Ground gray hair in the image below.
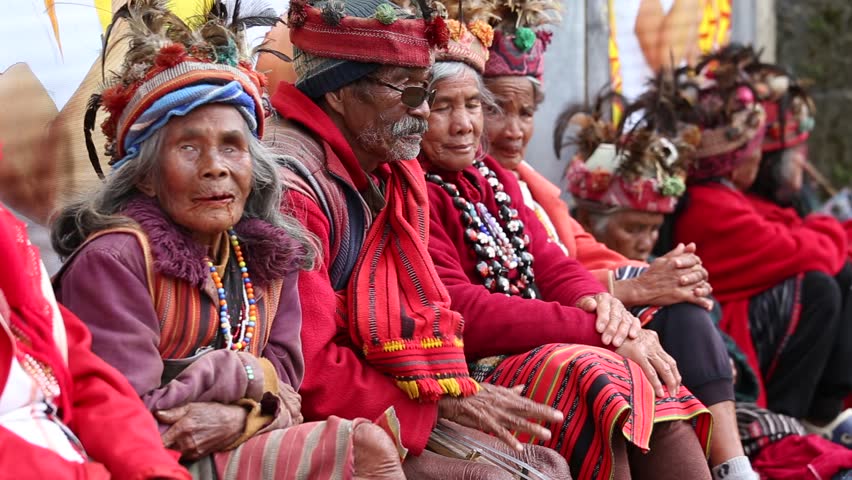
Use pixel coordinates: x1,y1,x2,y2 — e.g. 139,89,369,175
51,126,316,270
574,199,621,239
428,61,499,158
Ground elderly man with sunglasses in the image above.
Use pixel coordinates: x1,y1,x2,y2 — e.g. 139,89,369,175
263,0,572,477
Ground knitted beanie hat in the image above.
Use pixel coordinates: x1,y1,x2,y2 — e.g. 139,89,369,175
85,0,276,177
288,0,448,98
433,0,496,73
482,0,561,79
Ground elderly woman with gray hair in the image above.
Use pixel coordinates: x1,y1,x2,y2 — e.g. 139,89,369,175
49,3,405,479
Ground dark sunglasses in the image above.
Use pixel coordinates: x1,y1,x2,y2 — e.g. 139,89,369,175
367,77,436,108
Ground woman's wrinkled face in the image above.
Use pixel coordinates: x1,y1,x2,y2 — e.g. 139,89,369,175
484,76,537,170
600,210,664,262
421,70,484,171
137,104,253,246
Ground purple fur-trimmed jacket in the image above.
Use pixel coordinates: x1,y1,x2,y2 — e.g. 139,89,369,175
54,196,307,432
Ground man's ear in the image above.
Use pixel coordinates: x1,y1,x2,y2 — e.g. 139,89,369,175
323,88,347,118
136,175,156,197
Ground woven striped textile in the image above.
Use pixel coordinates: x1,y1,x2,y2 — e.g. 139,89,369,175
185,416,361,480
484,343,712,480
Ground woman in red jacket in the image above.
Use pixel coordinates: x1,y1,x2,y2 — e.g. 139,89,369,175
0,202,190,480
669,45,852,446
418,6,713,479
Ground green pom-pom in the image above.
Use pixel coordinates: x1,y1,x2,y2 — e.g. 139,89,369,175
660,176,686,197
513,27,536,52
375,4,398,25
215,38,239,67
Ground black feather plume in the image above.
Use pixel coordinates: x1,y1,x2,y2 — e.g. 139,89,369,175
83,94,106,180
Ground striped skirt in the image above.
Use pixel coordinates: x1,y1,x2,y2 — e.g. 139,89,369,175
482,343,712,480
185,416,365,480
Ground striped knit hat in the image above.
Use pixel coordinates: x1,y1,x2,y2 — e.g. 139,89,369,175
482,0,561,79
288,0,447,98
85,0,276,178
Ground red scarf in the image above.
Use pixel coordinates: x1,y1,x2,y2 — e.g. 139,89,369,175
271,84,478,401
0,205,72,417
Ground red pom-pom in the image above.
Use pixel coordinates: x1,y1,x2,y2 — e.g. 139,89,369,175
426,16,449,49
288,0,308,28
100,86,131,116
154,44,187,68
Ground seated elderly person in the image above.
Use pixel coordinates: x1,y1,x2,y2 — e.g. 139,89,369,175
417,5,716,479
481,12,751,478
264,0,571,478
0,202,188,479
51,4,405,478
664,45,852,447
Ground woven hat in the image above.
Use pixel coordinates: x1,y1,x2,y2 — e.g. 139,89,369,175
84,0,277,178
564,80,700,214
433,0,497,73
288,0,449,97
678,45,767,182
482,0,561,79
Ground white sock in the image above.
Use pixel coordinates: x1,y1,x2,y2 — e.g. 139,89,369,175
712,455,759,480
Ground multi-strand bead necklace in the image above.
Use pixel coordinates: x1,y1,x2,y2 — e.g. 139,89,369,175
426,160,537,299
206,229,257,352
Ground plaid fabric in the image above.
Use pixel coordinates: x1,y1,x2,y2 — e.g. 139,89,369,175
485,343,712,480
736,402,806,458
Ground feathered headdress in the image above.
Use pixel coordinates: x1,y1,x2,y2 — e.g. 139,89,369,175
85,0,283,178
677,43,767,181
482,0,561,78
434,0,498,72
745,60,816,152
562,76,700,214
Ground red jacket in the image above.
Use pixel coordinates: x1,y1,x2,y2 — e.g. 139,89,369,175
425,156,608,360
674,182,847,405
0,304,188,480
268,83,437,455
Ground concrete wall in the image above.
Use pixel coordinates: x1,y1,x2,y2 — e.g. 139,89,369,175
525,0,764,188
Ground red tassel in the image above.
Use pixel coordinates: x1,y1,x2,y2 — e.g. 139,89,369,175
155,44,188,69
426,16,450,49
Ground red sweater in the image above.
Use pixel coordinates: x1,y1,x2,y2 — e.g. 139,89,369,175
747,192,852,262
674,182,847,405
425,156,608,360
0,304,188,480
270,83,437,455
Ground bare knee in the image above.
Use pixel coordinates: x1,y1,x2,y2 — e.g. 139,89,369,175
352,422,405,479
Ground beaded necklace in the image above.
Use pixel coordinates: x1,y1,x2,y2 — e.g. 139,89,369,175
426,160,537,298
10,327,61,400
206,229,257,352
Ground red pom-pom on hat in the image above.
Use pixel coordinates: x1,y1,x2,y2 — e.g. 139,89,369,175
154,44,188,69
427,16,450,49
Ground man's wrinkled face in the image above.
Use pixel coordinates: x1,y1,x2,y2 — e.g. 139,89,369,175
341,66,431,167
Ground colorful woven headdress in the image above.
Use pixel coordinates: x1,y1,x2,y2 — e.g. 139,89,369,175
563,80,700,214
288,0,449,97
434,0,497,73
747,63,815,153
482,0,561,79
678,44,767,182
85,0,279,178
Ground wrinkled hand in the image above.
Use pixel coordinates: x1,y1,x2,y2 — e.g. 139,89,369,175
616,329,681,397
157,402,247,460
576,293,641,347
437,383,564,452
627,243,713,309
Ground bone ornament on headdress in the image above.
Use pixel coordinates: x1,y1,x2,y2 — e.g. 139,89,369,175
287,0,450,98
678,44,767,182
482,0,561,79
433,0,497,73
84,0,282,179
746,63,816,153
565,81,701,214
